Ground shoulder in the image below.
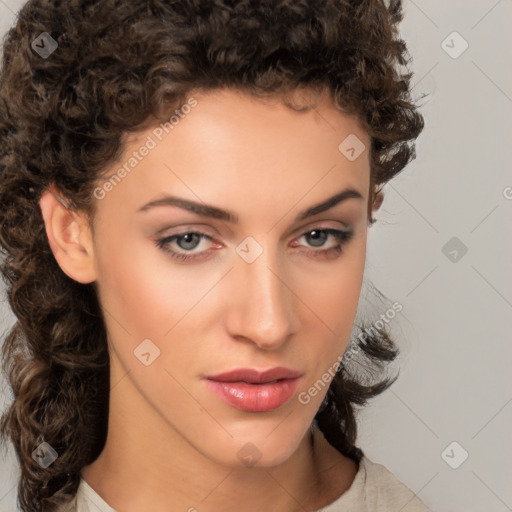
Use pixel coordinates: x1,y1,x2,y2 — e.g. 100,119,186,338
317,456,433,512
357,456,432,512
52,496,77,512
52,477,117,512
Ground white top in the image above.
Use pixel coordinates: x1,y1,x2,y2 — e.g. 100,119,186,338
56,456,432,511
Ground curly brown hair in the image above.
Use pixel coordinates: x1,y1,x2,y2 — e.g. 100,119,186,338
0,0,424,510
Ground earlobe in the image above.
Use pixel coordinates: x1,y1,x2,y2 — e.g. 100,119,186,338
372,188,384,213
38,186,97,284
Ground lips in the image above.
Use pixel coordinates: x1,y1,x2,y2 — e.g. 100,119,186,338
204,367,302,412
206,367,302,384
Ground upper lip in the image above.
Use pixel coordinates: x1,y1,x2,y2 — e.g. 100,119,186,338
205,367,302,384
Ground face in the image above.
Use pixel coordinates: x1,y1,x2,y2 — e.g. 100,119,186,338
87,88,371,467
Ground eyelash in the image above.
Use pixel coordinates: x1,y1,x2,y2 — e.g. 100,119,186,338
155,228,354,262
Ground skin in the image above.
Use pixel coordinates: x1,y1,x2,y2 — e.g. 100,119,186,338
39,87,383,512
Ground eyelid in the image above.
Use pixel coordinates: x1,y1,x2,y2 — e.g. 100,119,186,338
155,219,352,241
153,223,218,238
289,219,352,238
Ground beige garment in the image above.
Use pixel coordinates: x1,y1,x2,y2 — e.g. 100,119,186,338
316,456,432,511
55,456,432,512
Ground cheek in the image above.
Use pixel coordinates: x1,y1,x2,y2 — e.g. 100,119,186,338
94,228,184,335
92,229,222,384
93,235,200,388
308,236,365,315
298,238,366,354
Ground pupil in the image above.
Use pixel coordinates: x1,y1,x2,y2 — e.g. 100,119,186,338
179,233,199,250
308,230,326,247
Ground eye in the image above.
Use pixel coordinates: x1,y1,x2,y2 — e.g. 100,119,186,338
155,227,354,262
293,228,354,259
155,231,214,262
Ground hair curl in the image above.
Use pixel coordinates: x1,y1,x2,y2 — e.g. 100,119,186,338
0,0,424,510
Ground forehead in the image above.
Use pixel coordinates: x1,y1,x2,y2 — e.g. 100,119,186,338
96,88,370,222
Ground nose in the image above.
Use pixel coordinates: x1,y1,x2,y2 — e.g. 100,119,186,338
226,245,299,351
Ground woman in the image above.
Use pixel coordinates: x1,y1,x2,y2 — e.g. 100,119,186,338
0,0,428,511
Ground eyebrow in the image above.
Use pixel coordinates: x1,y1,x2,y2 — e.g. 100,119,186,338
137,187,364,223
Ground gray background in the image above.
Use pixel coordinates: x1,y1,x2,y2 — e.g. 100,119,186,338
0,1,511,511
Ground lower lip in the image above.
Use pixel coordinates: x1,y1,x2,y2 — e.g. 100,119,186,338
204,377,301,412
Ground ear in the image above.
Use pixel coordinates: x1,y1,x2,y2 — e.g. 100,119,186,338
371,188,384,213
38,185,97,284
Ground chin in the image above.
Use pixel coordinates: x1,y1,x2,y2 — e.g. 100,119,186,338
197,421,310,469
